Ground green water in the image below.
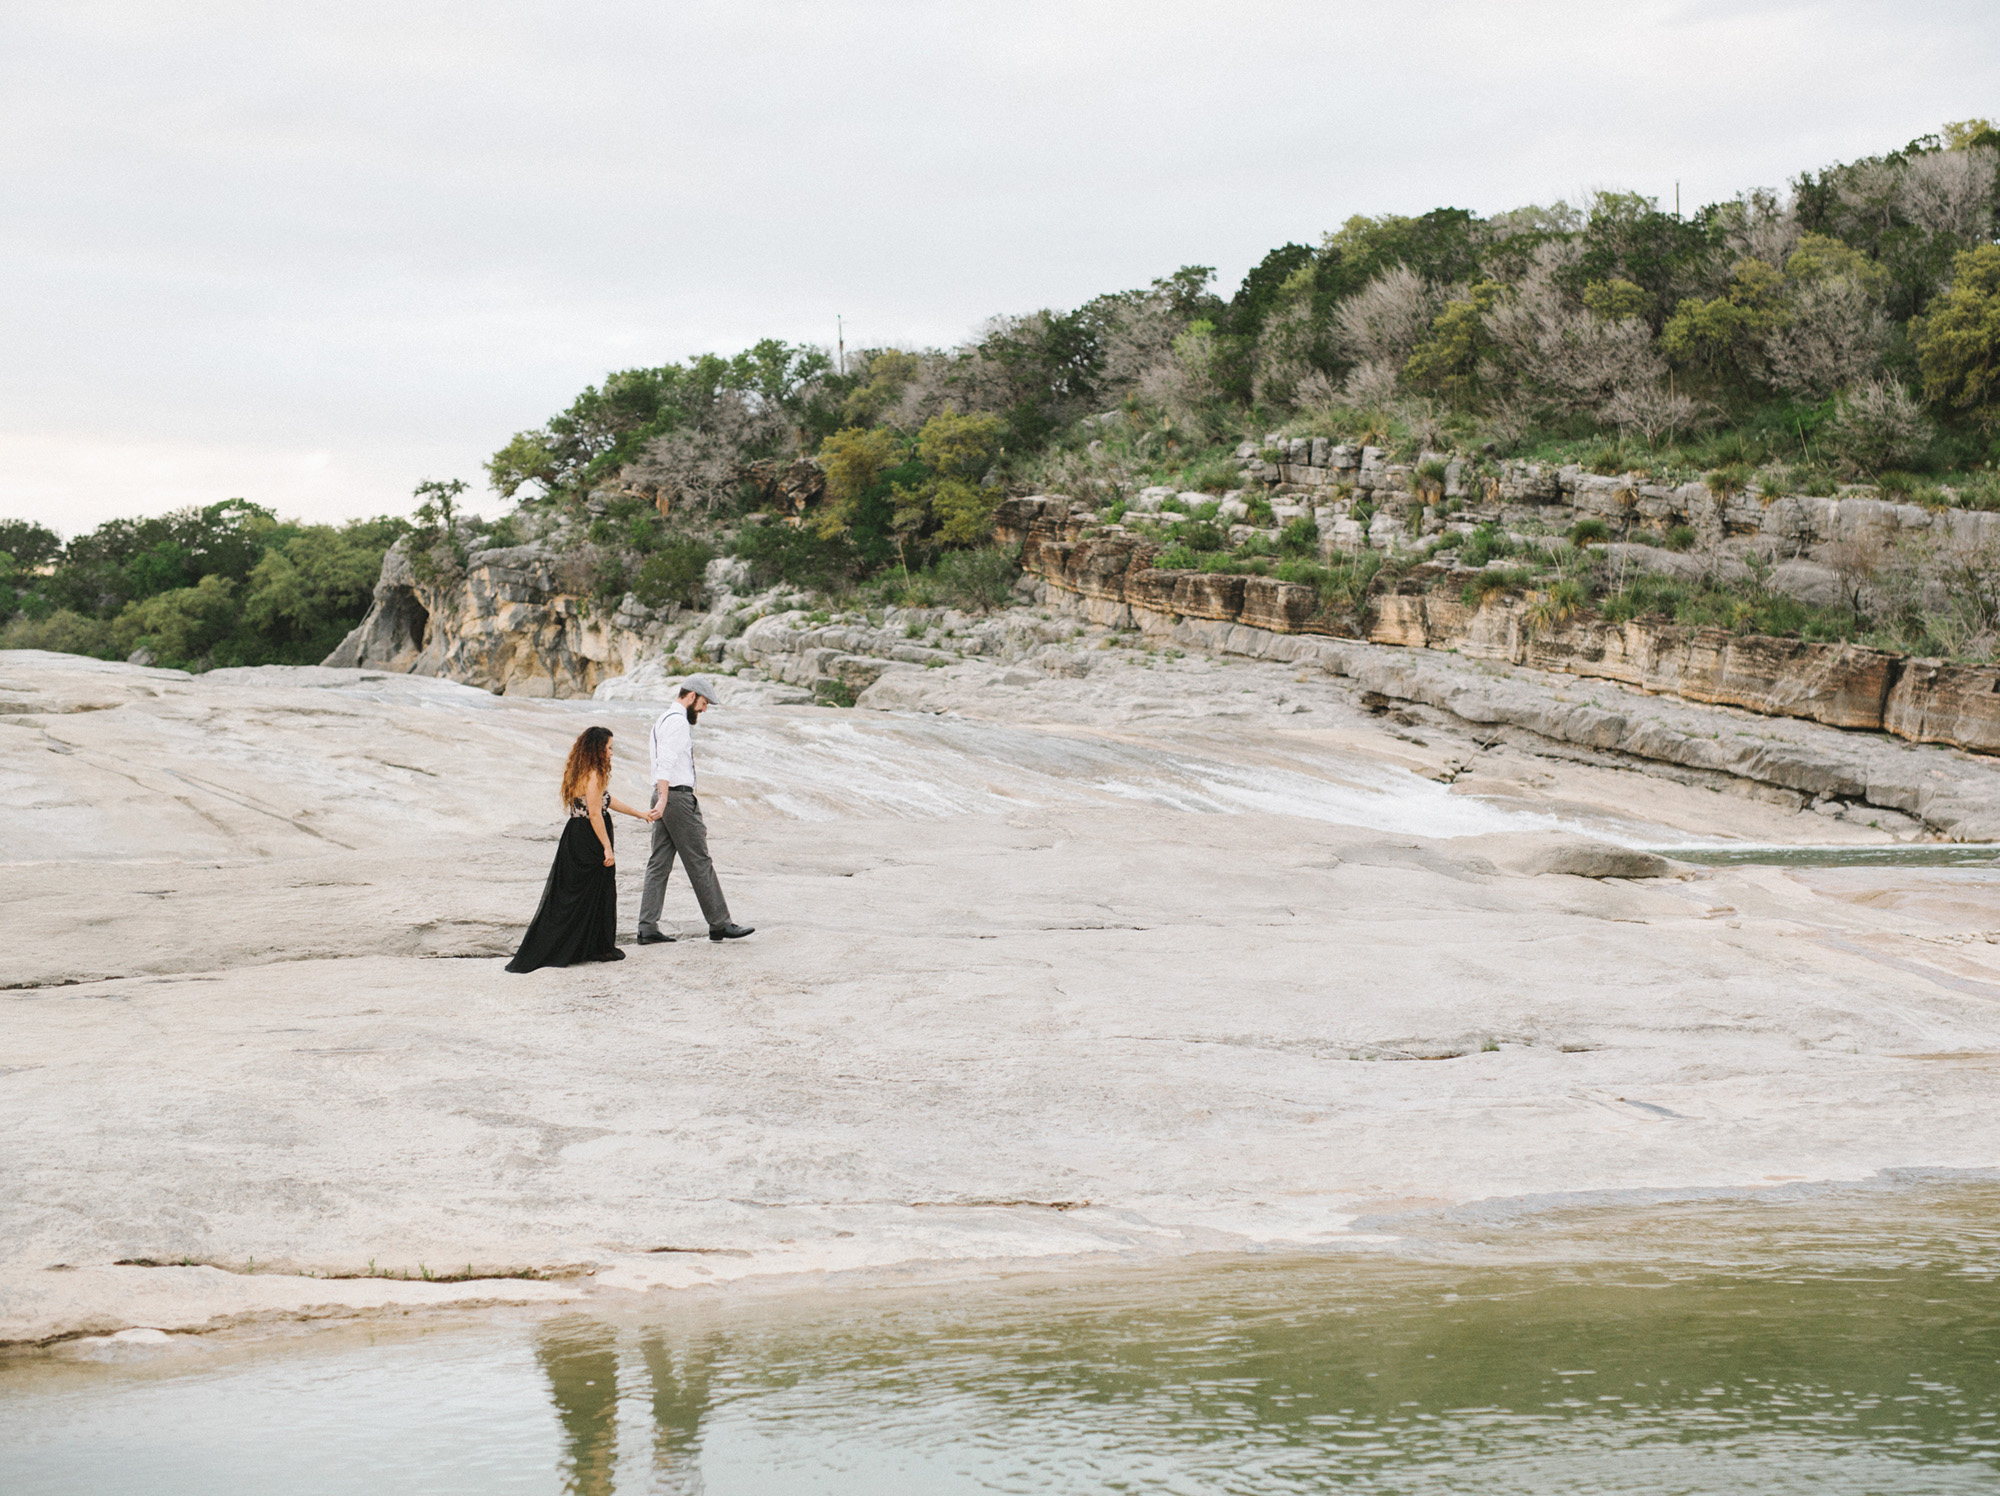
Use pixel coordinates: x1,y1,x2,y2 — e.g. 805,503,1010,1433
7,1187,2000,1493
1657,844,2000,869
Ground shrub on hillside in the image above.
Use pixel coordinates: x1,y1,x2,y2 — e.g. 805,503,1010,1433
1569,518,1610,545
896,547,1021,612
632,539,715,611
1825,380,1935,475
1278,515,1321,557
732,521,860,595
1,608,119,658
1918,244,2000,430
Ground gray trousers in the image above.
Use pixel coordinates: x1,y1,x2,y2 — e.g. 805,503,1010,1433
637,788,732,933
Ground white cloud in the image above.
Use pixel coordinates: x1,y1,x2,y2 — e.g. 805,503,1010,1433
4,0,1995,535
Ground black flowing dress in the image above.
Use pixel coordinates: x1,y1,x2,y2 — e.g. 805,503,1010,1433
505,794,622,972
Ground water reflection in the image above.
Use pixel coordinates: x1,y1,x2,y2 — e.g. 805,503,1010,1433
535,1323,619,1495
639,1333,715,1492
512,1243,2000,1493
535,1319,723,1494
9,1191,2000,1494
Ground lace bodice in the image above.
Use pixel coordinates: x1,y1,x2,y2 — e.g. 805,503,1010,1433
567,791,611,819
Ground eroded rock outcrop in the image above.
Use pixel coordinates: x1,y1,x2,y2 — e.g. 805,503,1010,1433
325,542,805,698
1009,498,2000,757
324,540,660,696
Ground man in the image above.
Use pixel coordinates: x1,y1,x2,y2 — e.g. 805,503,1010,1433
635,675,754,945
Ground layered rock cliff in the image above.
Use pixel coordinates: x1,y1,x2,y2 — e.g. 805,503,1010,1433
323,536,802,697
1004,497,2000,757
320,492,2000,839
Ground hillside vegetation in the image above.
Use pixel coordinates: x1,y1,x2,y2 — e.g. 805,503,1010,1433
1,503,408,671
7,119,1999,669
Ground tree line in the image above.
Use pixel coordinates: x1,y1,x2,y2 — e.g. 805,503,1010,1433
6,118,1998,667
483,118,2000,592
1,502,406,670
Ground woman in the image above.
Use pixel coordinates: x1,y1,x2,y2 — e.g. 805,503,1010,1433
505,726,656,973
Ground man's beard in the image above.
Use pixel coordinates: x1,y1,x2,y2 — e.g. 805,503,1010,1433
686,706,699,725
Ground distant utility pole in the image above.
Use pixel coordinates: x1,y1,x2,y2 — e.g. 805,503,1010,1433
837,315,845,376
1675,181,1680,218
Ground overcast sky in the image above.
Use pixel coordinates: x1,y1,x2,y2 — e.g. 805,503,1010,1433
5,0,1995,535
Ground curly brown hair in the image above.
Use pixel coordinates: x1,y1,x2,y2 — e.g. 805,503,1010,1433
559,726,614,809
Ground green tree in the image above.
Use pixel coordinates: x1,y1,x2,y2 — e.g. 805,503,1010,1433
1917,244,2000,429
0,520,61,571
488,345,828,502
725,338,832,409
905,410,1007,548
631,539,715,611
1405,280,1504,397
814,426,898,538
838,350,923,428
237,519,407,662
39,499,274,617
929,479,1000,546
1661,258,1784,384
5,505,403,667
485,431,560,501
1943,118,2000,151
914,407,1003,481
1572,191,1724,329
0,609,117,657
1319,209,1483,302
1582,278,1650,321
117,573,240,668
407,478,469,582
975,308,1105,445
1226,244,1315,338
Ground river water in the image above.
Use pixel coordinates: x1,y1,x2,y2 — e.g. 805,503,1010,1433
8,1184,1999,1494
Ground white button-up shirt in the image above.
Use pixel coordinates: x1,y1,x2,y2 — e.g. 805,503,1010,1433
650,706,696,792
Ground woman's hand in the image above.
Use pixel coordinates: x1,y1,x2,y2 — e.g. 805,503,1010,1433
602,847,616,867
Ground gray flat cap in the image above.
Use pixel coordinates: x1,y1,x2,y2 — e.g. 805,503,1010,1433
678,673,723,703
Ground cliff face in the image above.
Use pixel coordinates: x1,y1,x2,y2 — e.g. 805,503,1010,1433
325,492,2000,776
309,519,2000,839
324,537,824,698
1006,498,2000,758
324,540,696,696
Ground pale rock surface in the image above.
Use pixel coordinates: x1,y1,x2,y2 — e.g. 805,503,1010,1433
4,648,2000,1345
